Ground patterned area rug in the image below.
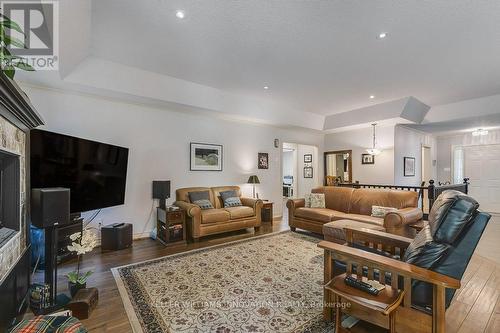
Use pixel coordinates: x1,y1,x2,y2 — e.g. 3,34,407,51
112,231,334,332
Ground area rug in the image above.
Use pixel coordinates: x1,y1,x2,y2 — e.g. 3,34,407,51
111,231,334,332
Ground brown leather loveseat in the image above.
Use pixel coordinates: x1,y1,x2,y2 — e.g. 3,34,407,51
287,186,422,238
175,186,263,242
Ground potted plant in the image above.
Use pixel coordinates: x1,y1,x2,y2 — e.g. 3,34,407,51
66,228,98,297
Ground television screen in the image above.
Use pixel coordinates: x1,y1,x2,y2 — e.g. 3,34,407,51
30,129,129,213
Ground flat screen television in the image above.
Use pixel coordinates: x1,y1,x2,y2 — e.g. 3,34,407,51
30,129,129,213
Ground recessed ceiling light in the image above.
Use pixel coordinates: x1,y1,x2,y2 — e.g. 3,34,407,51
377,32,388,39
263,86,269,90
369,95,375,99
175,10,185,19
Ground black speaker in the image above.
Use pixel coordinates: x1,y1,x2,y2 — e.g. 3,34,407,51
152,181,170,208
101,223,133,251
31,188,70,228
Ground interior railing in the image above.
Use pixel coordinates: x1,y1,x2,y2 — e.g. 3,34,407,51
336,178,470,220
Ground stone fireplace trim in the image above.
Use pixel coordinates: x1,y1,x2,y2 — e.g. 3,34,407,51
0,71,43,285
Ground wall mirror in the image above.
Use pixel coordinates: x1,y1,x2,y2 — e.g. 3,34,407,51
324,150,352,185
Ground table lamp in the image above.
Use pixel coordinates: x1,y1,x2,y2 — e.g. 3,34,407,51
247,175,260,198
152,180,171,209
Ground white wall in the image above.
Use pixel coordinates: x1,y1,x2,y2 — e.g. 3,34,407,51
436,129,500,183
297,144,319,197
394,125,437,186
324,125,395,184
23,86,324,237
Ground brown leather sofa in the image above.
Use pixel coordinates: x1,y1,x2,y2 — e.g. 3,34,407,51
174,186,263,241
287,186,422,239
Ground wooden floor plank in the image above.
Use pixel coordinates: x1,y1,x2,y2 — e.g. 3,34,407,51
457,266,500,333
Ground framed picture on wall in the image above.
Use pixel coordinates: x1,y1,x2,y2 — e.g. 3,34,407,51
304,154,312,163
361,153,375,164
258,153,269,169
304,167,313,178
404,157,416,176
190,143,223,171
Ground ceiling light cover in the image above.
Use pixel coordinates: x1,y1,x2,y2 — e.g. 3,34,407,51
175,10,185,19
370,95,375,99
472,129,488,136
378,32,388,39
263,86,269,90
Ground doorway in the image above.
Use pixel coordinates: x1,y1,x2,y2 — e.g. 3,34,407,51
282,143,297,199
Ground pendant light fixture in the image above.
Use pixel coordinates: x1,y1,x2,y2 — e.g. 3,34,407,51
366,123,382,155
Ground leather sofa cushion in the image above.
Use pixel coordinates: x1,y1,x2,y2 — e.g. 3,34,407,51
428,190,479,244
177,187,215,206
294,208,344,223
312,187,354,213
349,189,418,215
201,209,230,224
403,225,449,267
224,206,255,219
340,214,384,226
212,186,242,209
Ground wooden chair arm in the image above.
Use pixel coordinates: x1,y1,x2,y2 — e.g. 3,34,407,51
318,240,460,289
344,227,413,251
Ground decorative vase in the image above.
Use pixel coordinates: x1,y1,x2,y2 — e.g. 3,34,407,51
68,281,86,297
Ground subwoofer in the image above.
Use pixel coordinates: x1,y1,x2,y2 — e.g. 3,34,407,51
31,188,70,228
101,223,133,251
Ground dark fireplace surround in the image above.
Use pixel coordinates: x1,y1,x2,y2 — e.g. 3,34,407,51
0,150,20,248
0,71,43,331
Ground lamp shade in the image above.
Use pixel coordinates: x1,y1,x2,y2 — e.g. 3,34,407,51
152,180,171,199
247,175,260,184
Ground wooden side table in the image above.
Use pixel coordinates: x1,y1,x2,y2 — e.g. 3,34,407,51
157,207,187,246
325,274,404,332
261,201,274,223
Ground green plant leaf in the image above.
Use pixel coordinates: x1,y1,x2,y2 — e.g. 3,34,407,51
1,46,11,56
79,270,94,283
14,61,34,71
3,67,14,79
0,17,24,35
66,271,79,283
3,34,24,48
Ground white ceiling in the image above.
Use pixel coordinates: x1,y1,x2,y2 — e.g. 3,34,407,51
90,0,500,116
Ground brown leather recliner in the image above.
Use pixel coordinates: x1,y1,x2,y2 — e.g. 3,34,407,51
175,186,263,241
287,186,423,238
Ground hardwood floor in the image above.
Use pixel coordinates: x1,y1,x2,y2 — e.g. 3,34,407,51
53,216,499,333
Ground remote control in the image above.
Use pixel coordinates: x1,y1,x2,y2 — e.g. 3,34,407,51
344,276,380,295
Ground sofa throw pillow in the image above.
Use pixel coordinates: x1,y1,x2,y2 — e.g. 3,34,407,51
371,205,398,218
304,194,312,208
220,190,242,207
188,191,214,210
309,193,326,208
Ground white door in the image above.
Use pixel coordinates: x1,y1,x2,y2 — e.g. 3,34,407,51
464,144,500,213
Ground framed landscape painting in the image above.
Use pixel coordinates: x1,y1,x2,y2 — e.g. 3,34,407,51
190,143,223,171
404,157,415,176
